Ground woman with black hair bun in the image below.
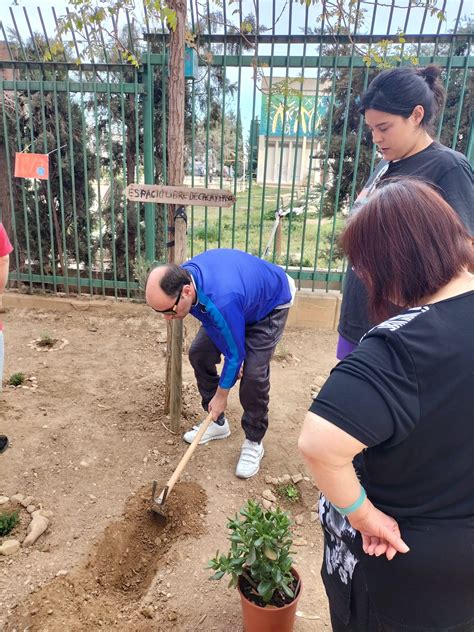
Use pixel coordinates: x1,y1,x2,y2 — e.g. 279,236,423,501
337,64,473,361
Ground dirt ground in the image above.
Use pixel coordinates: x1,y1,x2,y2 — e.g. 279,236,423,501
0,298,339,631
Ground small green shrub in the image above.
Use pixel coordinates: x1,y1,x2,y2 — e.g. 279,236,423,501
0,510,19,536
194,223,220,242
8,372,26,387
133,256,154,296
208,499,295,604
37,334,56,348
277,484,300,503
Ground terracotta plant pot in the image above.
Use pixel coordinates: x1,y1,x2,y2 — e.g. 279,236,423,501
237,568,302,632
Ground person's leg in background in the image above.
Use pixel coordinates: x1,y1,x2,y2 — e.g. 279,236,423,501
237,308,289,478
336,334,358,361
184,326,230,444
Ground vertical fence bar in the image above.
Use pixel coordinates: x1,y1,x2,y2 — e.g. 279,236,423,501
0,82,20,278
273,2,293,265
311,57,339,288
258,0,277,258
134,66,142,265
119,66,131,298
36,67,59,292
12,78,34,290
25,71,46,290
231,12,243,250
105,70,118,297
285,3,309,273
65,72,82,293
52,79,70,293
437,0,463,140
189,77,196,256
298,5,326,288
79,72,93,295
217,0,228,249
202,0,212,252
161,28,169,260
452,54,470,151
143,52,156,262
92,84,105,296
245,57,258,253
326,3,361,291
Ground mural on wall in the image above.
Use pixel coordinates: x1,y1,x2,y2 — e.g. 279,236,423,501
261,94,329,137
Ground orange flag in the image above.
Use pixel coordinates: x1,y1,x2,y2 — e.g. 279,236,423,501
14,152,49,180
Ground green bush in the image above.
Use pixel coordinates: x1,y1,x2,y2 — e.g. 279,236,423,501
37,334,56,348
208,499,295,604
194,223,220,242
277,483,300,503
0,510,19,536
8,372,26,387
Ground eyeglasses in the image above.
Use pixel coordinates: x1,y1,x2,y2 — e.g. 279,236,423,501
153,287,183,315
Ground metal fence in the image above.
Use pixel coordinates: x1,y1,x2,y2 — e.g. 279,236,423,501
0,1,472,298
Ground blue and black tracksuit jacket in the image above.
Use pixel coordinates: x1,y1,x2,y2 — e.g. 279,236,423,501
183,249,291,390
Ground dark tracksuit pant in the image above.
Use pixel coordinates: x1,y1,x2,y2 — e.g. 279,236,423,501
188,307,289,443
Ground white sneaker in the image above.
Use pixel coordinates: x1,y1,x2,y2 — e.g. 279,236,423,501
183,418,231,445
235,439,264,479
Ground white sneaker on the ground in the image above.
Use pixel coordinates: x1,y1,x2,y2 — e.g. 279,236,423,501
183,418,230,445
235,439,264,479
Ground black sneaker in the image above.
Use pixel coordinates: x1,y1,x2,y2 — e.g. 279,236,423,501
0,435,8,453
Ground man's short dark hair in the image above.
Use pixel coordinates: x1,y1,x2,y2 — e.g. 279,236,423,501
158,264,191,297
340,178,473,322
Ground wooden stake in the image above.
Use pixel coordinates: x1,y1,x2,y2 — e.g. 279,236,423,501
166,0,187,433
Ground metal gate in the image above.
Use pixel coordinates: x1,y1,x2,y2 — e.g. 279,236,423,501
0,1,472,297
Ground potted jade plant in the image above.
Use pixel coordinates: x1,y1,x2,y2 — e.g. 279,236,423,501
208,499,302,632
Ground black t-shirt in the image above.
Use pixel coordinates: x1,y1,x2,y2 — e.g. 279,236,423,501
313,290,474,519
311,291,474,630
338,142,474,344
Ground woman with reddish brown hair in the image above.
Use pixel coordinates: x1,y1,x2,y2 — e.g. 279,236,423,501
299,179,474,631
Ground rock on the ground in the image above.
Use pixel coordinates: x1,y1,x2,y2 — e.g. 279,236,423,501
0,539,21,555
20,496,35,508
280,474,291,484
23,509,52,546
291,473,303,484
262,499,274,511
140,605,154,619
0,496,9,505
294,514,304,526
10,493,24,503
262,489,277,503
310,511,319,522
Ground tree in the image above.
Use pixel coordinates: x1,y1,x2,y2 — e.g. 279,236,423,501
0,35,96,282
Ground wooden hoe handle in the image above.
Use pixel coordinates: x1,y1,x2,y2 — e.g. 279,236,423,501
157,412,215,505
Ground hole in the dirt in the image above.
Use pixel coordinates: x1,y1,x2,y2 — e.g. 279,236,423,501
5,483,207,631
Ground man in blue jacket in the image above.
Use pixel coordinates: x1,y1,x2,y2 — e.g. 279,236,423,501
146,249,295,479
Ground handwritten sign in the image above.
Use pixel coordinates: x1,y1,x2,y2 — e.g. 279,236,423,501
125,184,236,207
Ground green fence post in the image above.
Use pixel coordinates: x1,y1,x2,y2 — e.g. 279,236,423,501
143,52,156,262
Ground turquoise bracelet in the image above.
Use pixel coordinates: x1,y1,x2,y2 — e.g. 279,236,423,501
334,485,367,516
